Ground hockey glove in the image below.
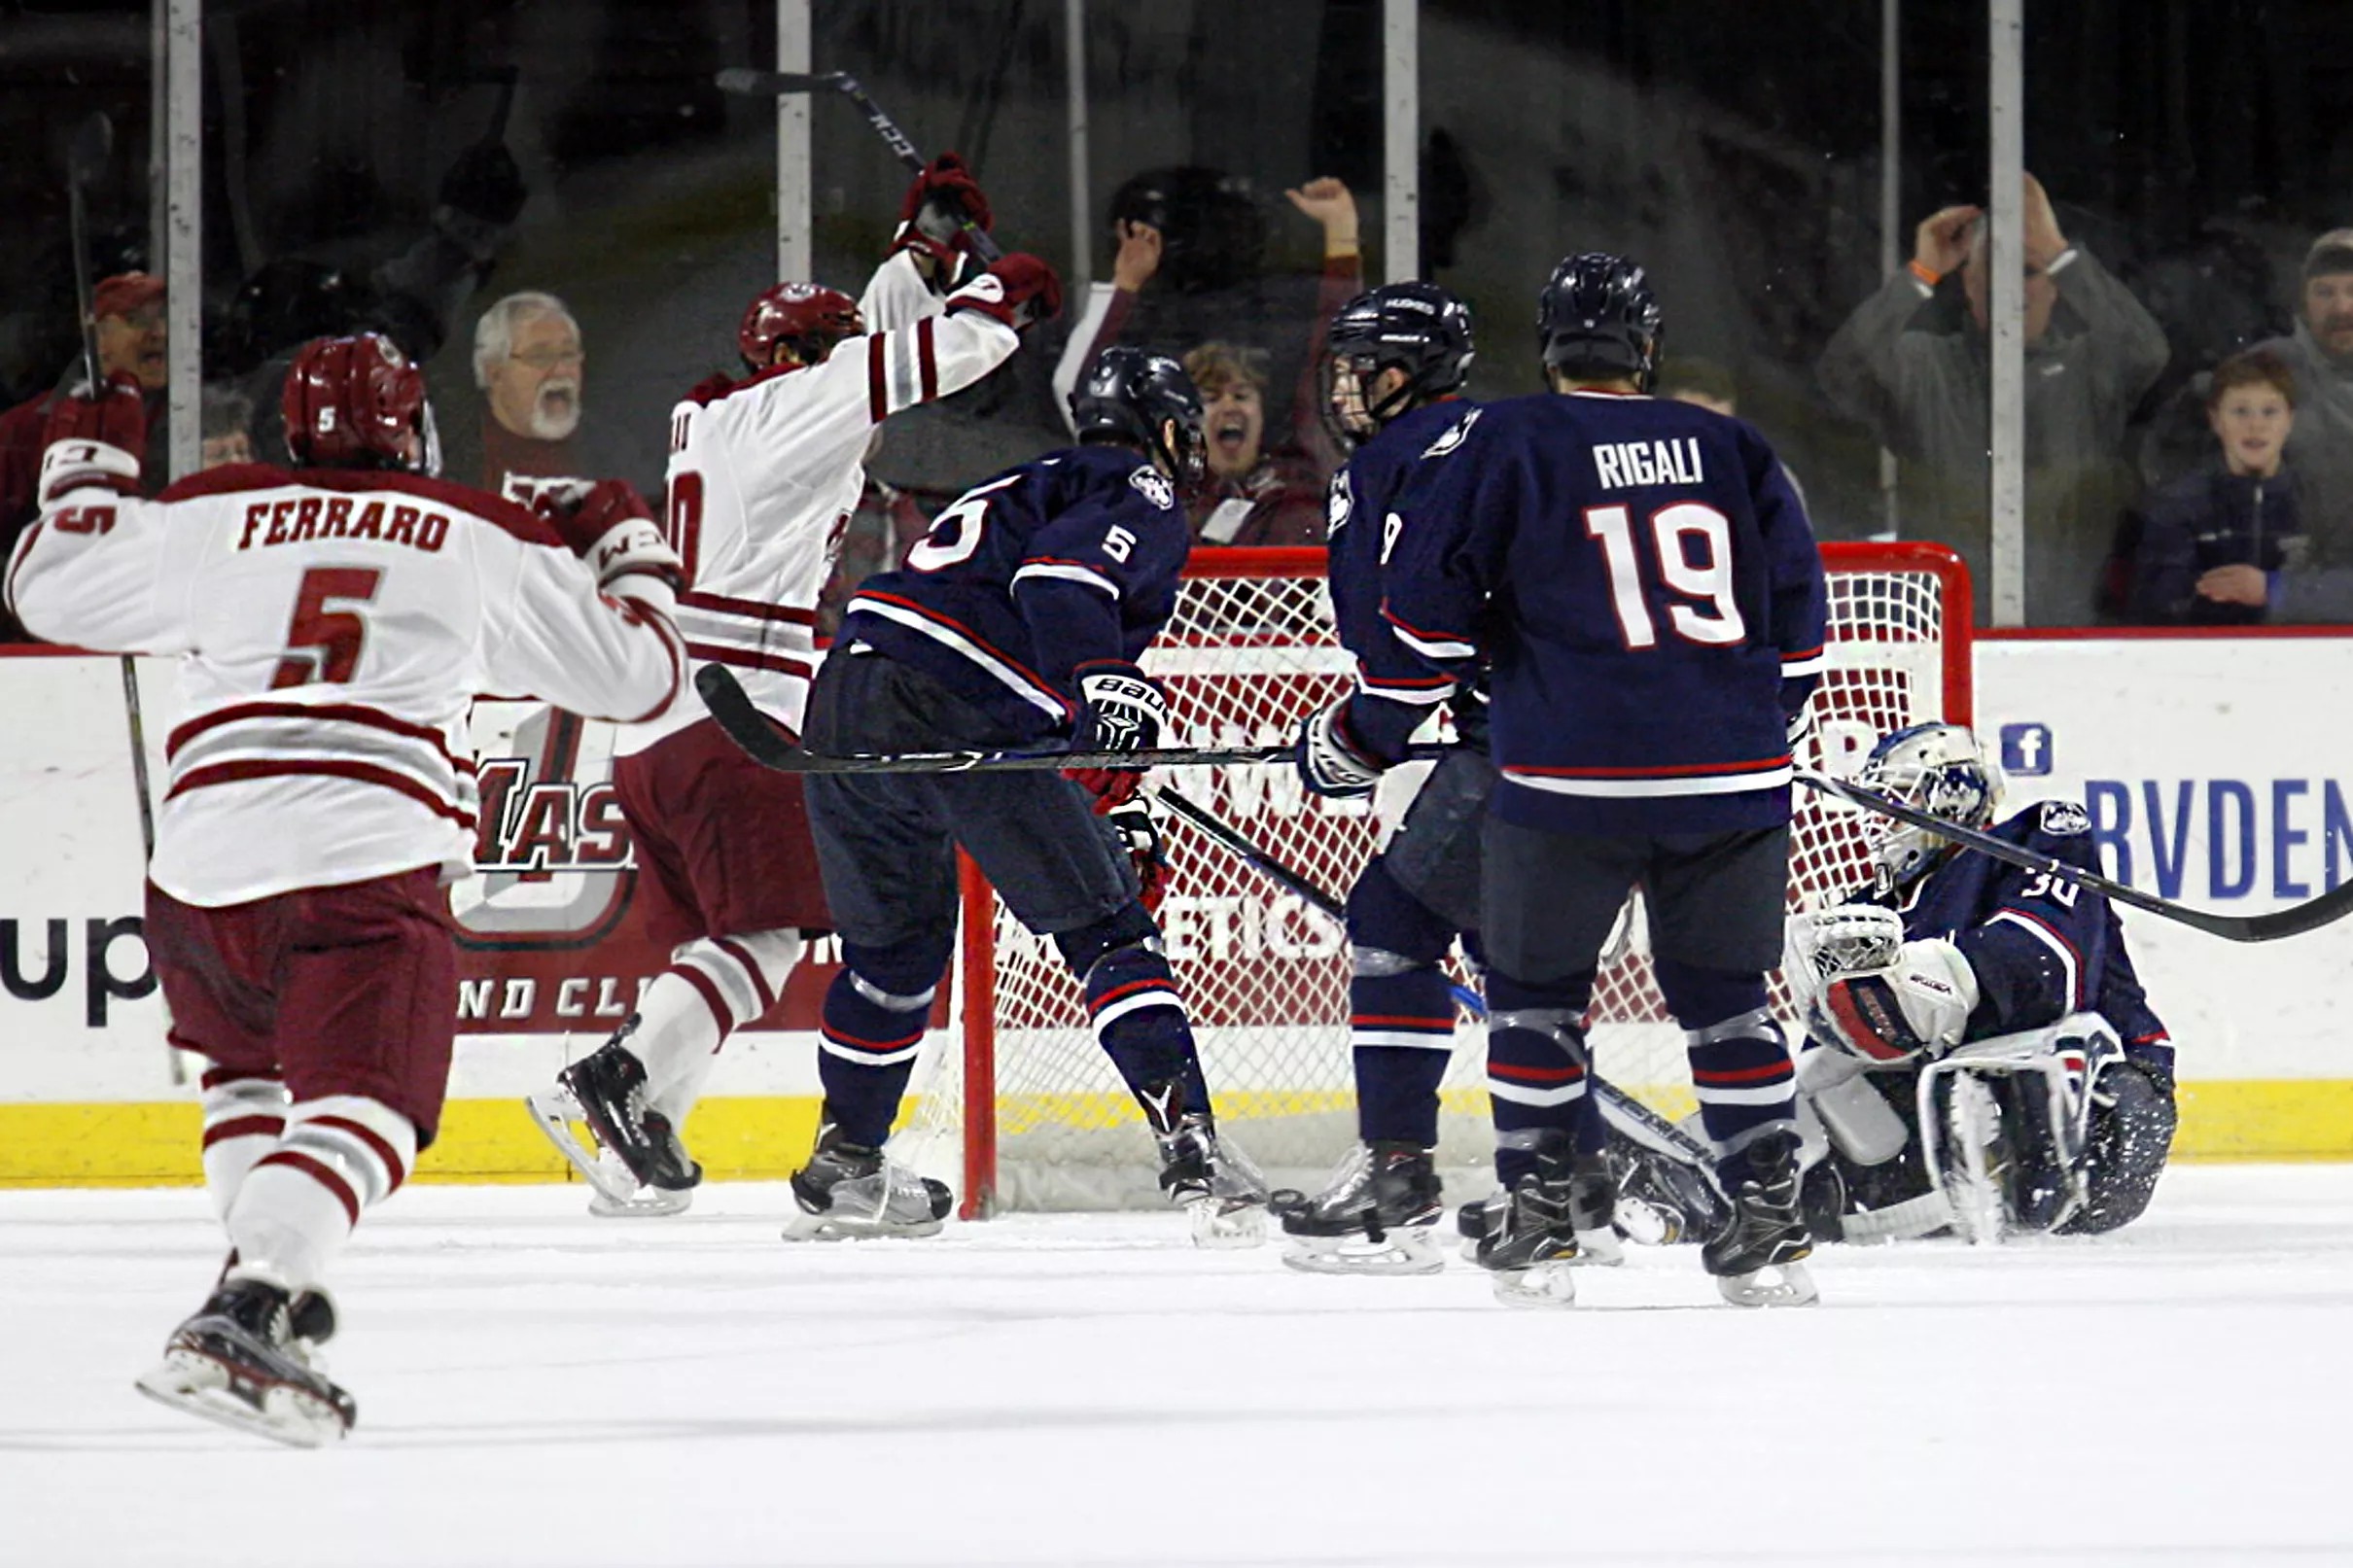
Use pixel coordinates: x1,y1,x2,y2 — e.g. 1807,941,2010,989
38,372,148,502
1064,661,1168,809
1103,795,1173,916
945,254,1063,332
1293,695,1386,800
892,153,994,271
1795,907,1980,1065
544,478,684,592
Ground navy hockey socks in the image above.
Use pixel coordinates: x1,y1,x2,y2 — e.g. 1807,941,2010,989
1654,958,1796,1177
816,963,938,1148
1351,965,1456,1147
1079,942,1205,1118
1485,971,1596,1189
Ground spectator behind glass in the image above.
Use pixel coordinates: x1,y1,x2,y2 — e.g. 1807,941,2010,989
2228,230,2353,621
201,384,256,470
1181,341,1324,546
1818,174,2169,624
0,272,169,644
1052,172,1364,479
472,291,585,496
2130,351,2302,625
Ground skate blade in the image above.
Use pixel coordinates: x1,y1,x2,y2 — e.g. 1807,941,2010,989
1714,1258,1820,1308
1571,1227,1626,1267
780,1208,945,1242
523,1091,648,1206
1187,1197,1266,1250
1491,1260,1579,1308
135,1349,350,1448
1280,1229,1445,1276
588,1183,693,1219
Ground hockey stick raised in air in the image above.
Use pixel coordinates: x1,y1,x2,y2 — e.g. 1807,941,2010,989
714,67,1003,261
695,665,1440,776
1798,769,2353,944
1149,784,1721,1177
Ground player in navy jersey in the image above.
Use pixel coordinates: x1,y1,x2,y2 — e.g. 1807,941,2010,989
1784,723,2177,1240
1271,282,1485,1272
1382,253,1829,1307
799,347,1270,1245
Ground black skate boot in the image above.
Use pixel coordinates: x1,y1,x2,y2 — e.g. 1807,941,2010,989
784,1122,953,1240
134,1276,357,1447
1703,1131,1819,1307
525,1026,701,1209
1153,1108,1270,1249
1473,1133,1615,1306
1273,1140,1445,1275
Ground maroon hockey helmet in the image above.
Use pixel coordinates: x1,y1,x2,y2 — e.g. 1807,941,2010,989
737,282,863,369
281,332,432,471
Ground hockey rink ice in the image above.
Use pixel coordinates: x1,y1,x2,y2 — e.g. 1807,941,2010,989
8,1166,2351,1568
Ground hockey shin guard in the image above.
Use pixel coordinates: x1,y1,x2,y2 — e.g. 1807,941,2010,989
1655,958,1797,1181
633,929,805,1123
226,1095,415,1293
818,938,945,1148
199,1067,291,1221
1485,971,1596,1189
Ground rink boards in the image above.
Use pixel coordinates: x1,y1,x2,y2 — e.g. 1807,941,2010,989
5,636,2353,1184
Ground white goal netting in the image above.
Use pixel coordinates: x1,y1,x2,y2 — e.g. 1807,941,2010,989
893,543,1971,1213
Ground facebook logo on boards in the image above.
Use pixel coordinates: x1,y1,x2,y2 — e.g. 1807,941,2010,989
1999,722,2052,777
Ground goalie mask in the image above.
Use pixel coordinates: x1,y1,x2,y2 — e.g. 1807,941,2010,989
1855,722,2001,889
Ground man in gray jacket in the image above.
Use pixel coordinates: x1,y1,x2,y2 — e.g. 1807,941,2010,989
1819,175,2169,624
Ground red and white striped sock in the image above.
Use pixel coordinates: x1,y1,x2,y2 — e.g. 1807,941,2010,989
637,929,803,1122
198,1068,290,1221
225,1095,416,1293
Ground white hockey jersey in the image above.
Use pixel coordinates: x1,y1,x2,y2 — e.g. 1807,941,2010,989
5,461,685,907
621,252,1020,752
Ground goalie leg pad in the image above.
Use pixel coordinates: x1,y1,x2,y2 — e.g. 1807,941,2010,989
816,933,951,1148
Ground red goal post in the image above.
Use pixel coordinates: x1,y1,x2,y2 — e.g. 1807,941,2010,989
892,541,1973,1217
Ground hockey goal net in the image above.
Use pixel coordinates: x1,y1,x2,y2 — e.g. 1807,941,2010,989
893,542,1972,1215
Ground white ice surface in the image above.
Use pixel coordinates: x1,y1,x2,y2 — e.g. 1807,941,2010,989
6,1167,2352,1568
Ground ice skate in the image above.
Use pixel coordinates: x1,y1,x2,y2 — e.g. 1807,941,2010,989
1703,1132,1820,1307
1457,1153,1623,1268
1156,1114,1269,1249
525,1028,701,1210
782,1123,952,1240
584,1149,695,1218
1272,1141,1445,1276
1473,1145,1617,1306
134,1277,356,1447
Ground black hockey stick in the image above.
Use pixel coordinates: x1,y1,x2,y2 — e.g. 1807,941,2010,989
1798,769,2353,944
695,665,1440,775
715,67,1003,262
1150,784,1723,1179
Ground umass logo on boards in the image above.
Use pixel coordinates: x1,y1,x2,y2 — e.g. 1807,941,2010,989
455,701,638,953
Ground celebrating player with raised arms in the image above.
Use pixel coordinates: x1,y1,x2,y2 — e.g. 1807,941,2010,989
525,153,1060,1220
797,347,1270,1245
1784,723,2177,1241
1268,281,1483,1272
1382,254,1830,1306
5,334,686,1443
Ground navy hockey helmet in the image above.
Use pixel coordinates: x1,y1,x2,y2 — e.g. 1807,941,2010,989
1853,722,2003,889
1322,282,1476,446
1070,346,1207,485
1536,252,1665,391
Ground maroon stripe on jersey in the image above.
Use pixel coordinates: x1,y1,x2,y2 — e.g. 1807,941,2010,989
916,318,938,401
713,937,780,1014
674,960,735,1034
167,757,477,829
685,641,815,679
310,1114,411,1194
680,590,819,626
202,1115,286,1149
255,1148,362,1226
867,334,889,423
167,700,461,765
199,1066,283,1092
615,605,687,725
1509,754,1792,780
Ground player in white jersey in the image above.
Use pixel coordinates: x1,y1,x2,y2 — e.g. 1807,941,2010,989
4,333,685,1446
527,154,1063,1228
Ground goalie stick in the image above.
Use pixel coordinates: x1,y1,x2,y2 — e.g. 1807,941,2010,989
1798,769,2353,944
714,67,1003,262
695,664,1441,775
1148,784,1723,1180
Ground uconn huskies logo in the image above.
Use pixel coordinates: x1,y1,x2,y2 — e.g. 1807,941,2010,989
1129,468,1176,510
1421,407,1480,459
1326,470,1353,536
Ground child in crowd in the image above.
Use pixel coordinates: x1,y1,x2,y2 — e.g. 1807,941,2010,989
2132,349,2304,625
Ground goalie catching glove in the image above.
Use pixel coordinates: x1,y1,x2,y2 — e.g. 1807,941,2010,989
1293,696,1387,800
1787,905,1978,1064
1064,661,1169,808
536,479,684,592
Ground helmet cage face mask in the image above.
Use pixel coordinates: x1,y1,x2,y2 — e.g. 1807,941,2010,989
1854,724,2000,889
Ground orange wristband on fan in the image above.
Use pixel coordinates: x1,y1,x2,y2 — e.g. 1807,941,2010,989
1907,260,1943,288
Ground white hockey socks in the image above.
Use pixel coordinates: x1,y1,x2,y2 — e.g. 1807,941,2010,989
199,1069,292,1221
225,1096,416,1293
635,930,804,1123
